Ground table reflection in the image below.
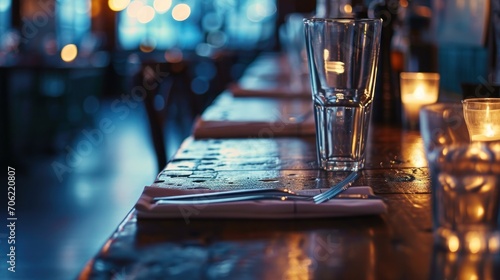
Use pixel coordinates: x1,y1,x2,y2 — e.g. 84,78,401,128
307,229,376,279
103,216,385,279
430,247,500,279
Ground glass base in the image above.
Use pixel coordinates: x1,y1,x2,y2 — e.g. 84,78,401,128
319,159,363,171
434,227,500,253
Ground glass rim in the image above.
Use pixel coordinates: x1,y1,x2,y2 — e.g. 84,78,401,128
462,97,500,104
302,17,382,24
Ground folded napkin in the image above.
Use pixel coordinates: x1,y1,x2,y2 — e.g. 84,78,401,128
192,93,315,139
229,82,311,98
135,186,387,219
192,115,315,139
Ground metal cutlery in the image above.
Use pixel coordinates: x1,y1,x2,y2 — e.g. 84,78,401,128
312,171,359,203
153,171,364,205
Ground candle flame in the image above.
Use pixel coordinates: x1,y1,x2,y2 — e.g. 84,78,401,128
484,123,495,138
466,102,500,142
483,105,498,138
413,84,427,100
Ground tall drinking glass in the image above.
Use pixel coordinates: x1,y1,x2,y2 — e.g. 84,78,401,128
303,18,382,171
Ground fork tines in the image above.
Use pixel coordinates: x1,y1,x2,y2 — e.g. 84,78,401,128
313,171,359,204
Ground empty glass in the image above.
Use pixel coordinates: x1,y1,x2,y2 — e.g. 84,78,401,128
303,18,382,171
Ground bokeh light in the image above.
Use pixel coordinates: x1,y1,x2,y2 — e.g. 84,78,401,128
61,44,78,62
139,38,156,52
246,0,276,22
76,1,91,14
0,0,10,12
164,49,183,63
191,77,209,95
127,0,144,18
195,43,212,57
343,4,352,14
466,232,483,254
202,13,223,32
43,33,58,55
172,3,191,21
195,61,217,80
108,0,130,12
137,5,155,23
447,236,460,252
153,0,172,14
117,0,278,51
207,31,227,48
91,0,102,17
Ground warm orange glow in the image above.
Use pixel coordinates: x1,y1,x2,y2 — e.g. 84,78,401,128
164,49,183,63
399,72,440,128
140,40,156,53
281,234,312,280
140,44,155,53
108,0,130,12
466,232,483,254
154,0,172,14
172,3,191,21
414,6,432,18
448,236,460,252
61,44,78,62
463,99,500,142
343,4,352,14
91,0,102,17
137,5,155,23
126,0,144,18
489,237,500,252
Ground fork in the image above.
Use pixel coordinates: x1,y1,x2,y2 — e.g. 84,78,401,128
312,171,358,203
153,171,359,205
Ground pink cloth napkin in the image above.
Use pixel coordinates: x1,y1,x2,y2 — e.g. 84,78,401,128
192,115,315,139
229,82,311,98
135,186,387,219
192,92,315,139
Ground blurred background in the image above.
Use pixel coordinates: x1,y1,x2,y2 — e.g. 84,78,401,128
2,0,314,163
0,0,494,279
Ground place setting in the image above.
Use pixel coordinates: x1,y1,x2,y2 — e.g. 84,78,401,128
135,18,387,222
135,171,387,219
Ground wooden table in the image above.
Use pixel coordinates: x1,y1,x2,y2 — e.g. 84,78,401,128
77,54,498,280
77,125,427,279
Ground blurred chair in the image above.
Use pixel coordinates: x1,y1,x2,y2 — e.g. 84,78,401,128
138,51,250,172
138,59,197,172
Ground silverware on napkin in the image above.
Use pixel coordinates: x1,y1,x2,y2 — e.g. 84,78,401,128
153,172,366,205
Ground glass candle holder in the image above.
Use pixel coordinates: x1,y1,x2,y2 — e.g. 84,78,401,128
400,72,440,129
463,98,500,142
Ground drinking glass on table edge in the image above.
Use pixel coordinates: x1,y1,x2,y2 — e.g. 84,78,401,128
303,18,382,171
420,102,500,253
